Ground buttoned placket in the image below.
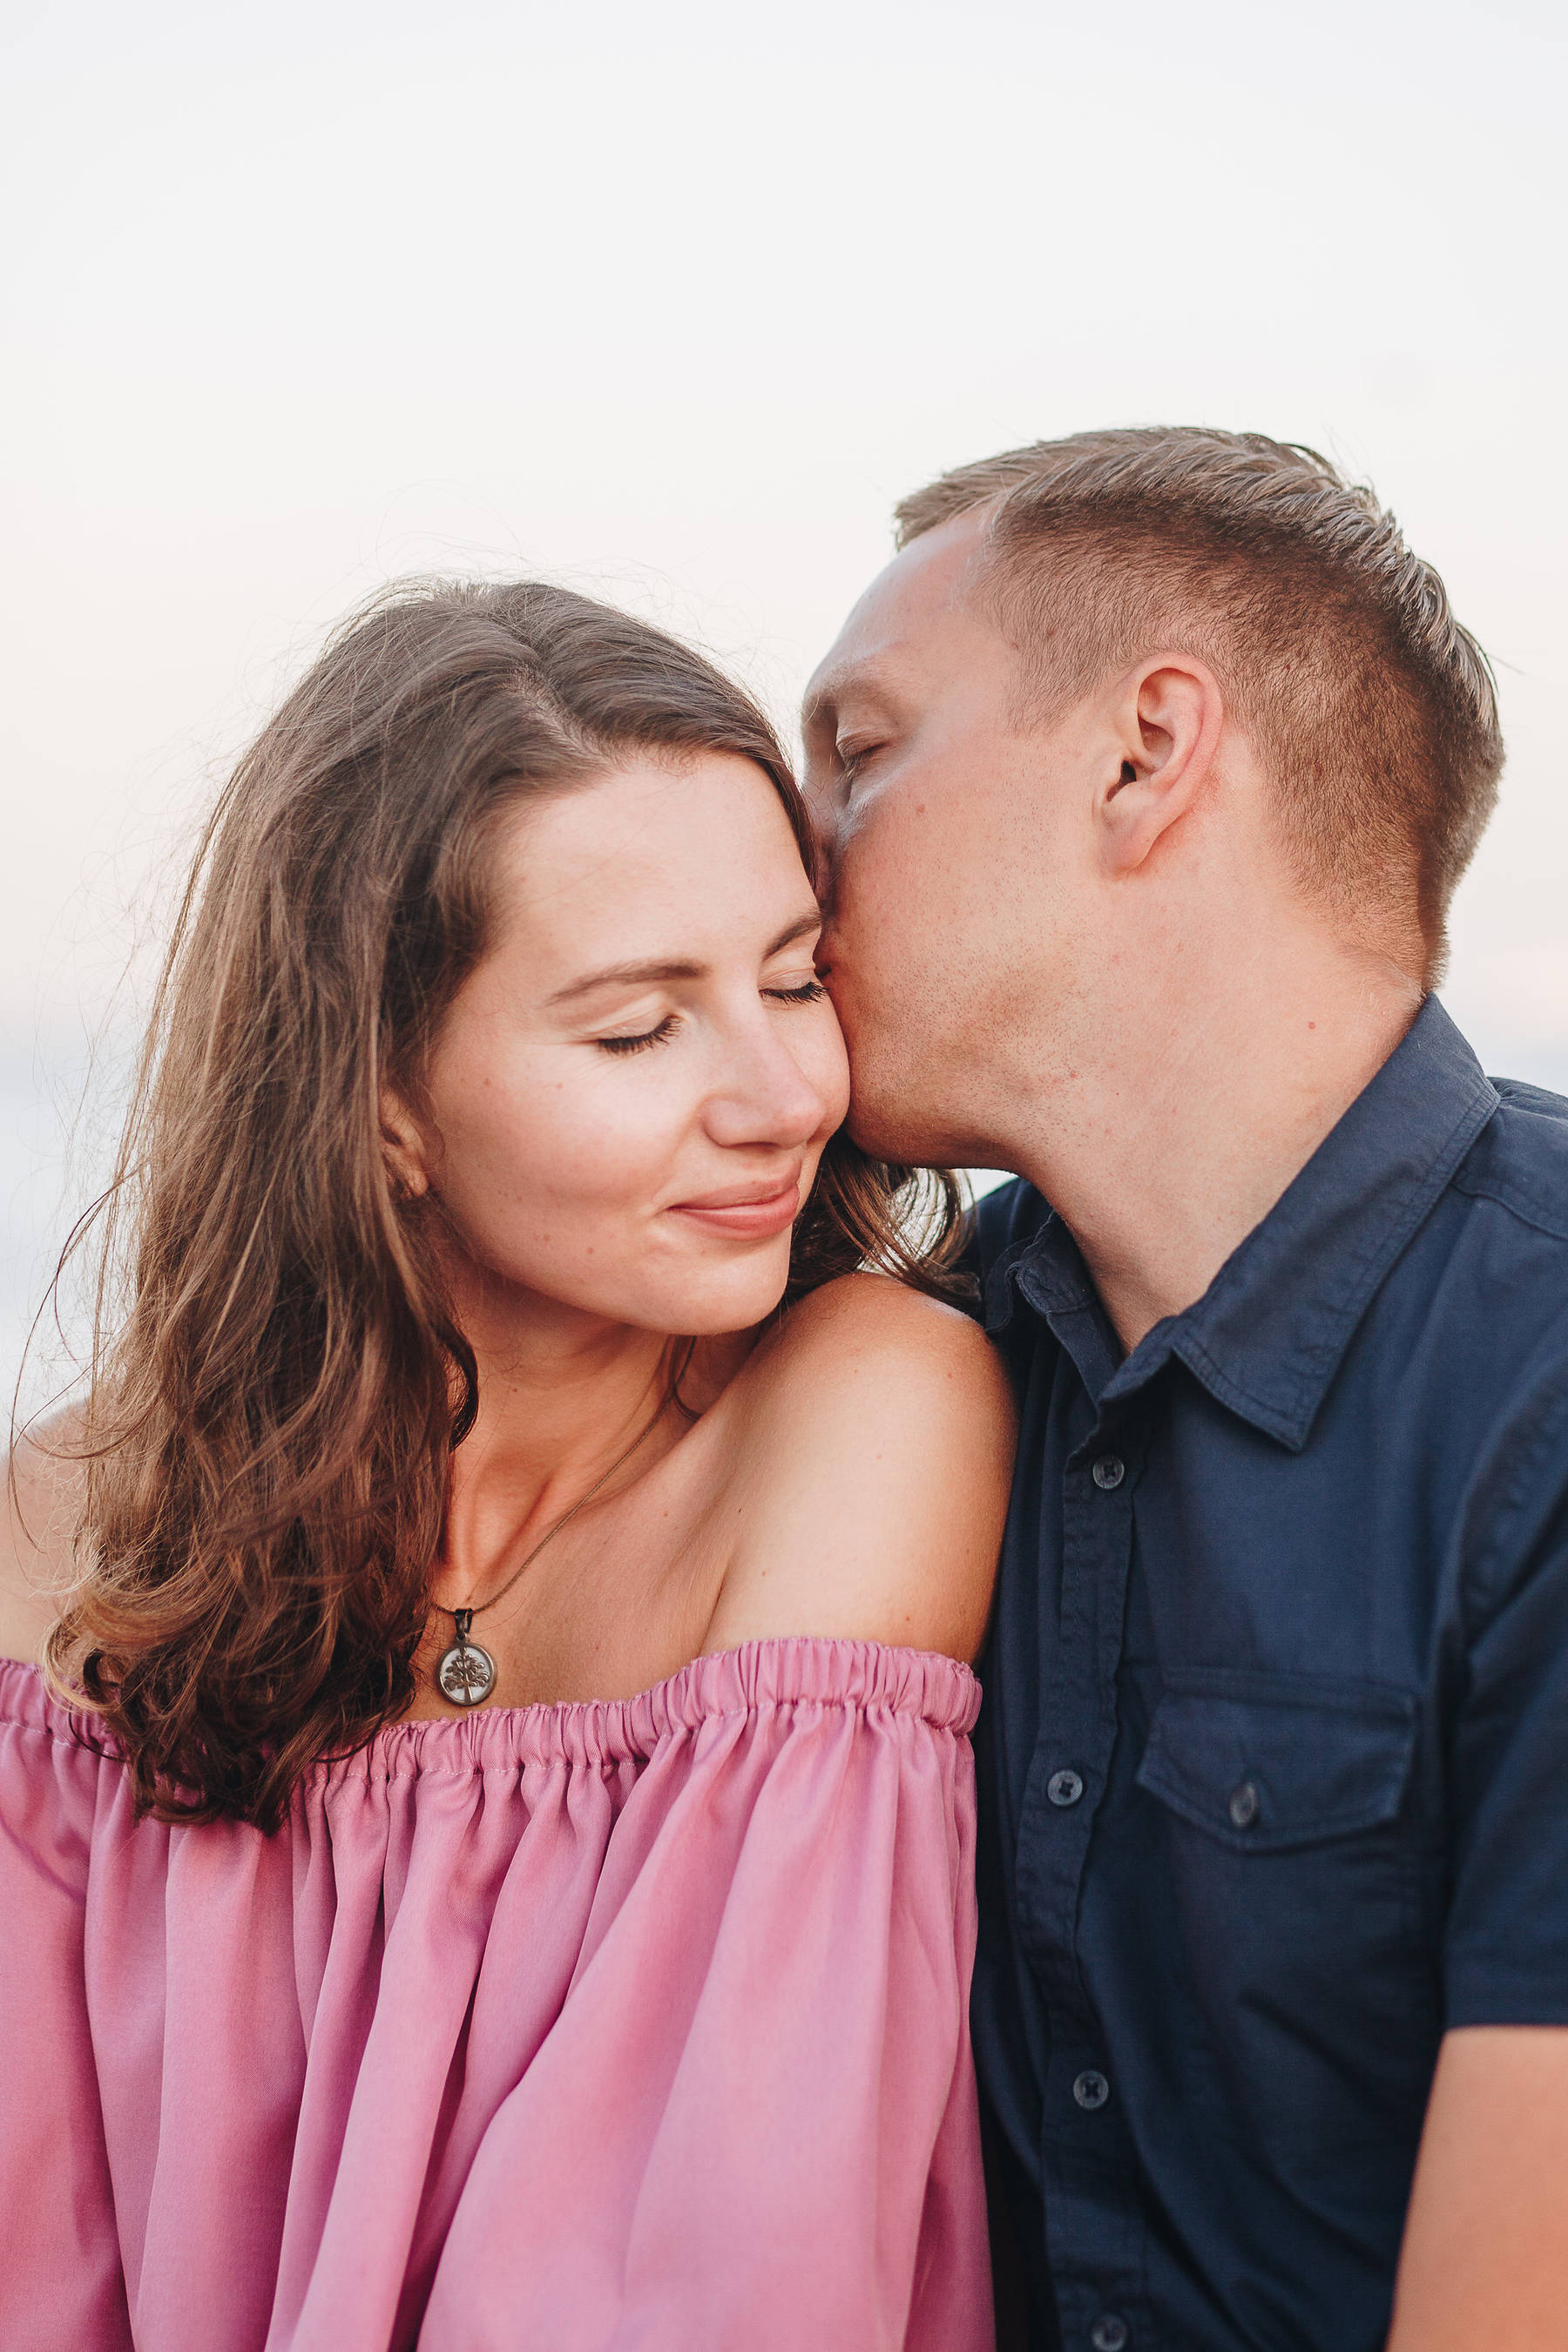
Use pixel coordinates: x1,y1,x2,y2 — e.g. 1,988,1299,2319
971,1006,1518,2352
1009,1270,1153,2350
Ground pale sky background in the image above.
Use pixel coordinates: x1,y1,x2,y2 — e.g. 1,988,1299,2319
2,0,1565,1400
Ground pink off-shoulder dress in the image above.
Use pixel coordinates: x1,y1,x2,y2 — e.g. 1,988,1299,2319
0,1637,995,2352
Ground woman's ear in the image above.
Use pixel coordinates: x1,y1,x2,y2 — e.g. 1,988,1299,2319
1096,655,1225,876
380,1084,433,1200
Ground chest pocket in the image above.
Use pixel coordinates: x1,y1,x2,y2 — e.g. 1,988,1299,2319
1131,1669,1434,2153
1135,1670,1418,1853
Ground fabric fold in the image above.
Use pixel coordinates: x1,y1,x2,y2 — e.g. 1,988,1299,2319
0,1639,991,2352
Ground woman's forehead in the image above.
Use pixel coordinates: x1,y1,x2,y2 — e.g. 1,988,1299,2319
484,754,817,983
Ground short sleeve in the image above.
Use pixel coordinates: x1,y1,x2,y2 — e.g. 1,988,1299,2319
1443,1412,1568,2028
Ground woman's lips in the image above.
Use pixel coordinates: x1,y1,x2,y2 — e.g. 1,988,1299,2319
667,1182,801,1240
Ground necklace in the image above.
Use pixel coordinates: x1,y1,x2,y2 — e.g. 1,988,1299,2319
432,1399,667,1708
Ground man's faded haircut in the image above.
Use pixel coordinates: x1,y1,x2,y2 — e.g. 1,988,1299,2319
896,427,1503,983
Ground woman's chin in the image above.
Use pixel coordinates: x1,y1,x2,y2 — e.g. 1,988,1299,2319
639,1242,793,1340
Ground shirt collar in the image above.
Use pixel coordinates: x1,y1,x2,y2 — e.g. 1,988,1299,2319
986,997,1499,1451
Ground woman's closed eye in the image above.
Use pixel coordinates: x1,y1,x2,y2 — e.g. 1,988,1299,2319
595,1013,680,1057
594,978,826,1056
764,978,827,1006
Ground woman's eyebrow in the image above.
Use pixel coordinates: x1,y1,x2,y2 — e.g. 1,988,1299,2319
547,915,821,1007
766,911,825,956
547,956,704,1006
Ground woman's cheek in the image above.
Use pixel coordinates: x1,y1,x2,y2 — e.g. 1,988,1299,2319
513,1075,694,1234
809,1008,854,1132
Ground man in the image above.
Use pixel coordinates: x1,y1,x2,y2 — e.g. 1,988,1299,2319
802,427,1568,2352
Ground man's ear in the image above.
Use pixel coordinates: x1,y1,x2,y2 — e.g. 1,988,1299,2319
380,1083,433,1200
1095,656,1224,876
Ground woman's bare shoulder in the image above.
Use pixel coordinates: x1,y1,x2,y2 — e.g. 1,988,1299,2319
0,1418,84,1665
700,1273,1017,1665
744,1269,1011,1420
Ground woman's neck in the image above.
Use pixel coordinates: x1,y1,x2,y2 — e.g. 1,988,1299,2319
434,1274,756,1601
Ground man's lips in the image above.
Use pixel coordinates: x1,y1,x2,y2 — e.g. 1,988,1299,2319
667,1179,801,1240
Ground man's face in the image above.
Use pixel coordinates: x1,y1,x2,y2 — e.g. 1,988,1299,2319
802,511,1084,1168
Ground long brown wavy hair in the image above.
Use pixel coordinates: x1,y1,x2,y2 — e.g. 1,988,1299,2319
37,582,967,1830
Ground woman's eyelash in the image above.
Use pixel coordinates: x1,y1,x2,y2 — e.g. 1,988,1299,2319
596,981,824,1054
596,1015,679,1057
765,979,827,1005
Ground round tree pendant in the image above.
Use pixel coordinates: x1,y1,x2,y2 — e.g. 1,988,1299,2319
436,1610,496,1707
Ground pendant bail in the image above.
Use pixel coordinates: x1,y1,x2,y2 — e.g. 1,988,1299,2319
454,1606,474,1646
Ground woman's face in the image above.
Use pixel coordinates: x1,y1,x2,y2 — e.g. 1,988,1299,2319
401,753,851,1340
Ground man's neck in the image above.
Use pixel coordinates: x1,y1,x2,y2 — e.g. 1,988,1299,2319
1003,939,1423,1355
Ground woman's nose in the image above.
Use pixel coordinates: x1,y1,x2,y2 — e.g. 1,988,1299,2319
703,1017,837,1152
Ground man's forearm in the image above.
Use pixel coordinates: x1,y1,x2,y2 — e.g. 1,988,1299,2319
1388,2026,1568,2351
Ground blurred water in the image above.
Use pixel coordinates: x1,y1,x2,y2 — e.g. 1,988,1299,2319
1,1025,132,1429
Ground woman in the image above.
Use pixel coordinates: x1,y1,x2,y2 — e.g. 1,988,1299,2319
0,582,1014,2351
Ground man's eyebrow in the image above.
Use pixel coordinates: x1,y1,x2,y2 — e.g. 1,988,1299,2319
801,657,897,740
546,914,821,1007
801,670,845,737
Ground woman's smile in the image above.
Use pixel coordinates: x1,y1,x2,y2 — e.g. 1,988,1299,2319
666,1171,803,1239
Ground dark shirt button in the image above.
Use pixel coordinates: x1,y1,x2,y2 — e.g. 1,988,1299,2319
1228,1780,1261,1829
1090,2318,1130,2352
1047,1768,1085,1808
1072,2069,1111,2111
1092,1454,1125,1490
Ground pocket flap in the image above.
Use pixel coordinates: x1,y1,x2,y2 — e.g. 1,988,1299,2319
1135,1673,1418,1853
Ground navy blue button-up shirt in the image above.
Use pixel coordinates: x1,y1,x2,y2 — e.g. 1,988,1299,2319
970,998,1568,2352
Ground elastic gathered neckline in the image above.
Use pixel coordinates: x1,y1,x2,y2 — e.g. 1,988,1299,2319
0,1635,980,1782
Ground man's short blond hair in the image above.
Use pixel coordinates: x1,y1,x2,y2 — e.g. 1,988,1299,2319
896,427,1503,982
